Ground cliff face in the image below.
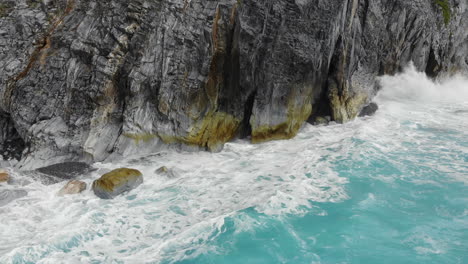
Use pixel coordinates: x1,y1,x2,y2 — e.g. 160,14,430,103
0,0,467,169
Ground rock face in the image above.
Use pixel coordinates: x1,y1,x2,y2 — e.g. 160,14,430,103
58,180,87,196
92,168,143,199
0,0,467,168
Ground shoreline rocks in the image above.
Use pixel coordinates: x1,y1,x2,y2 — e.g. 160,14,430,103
0,169,9,183
155,166,178,178
0,0,465,168
92,168,143,199
359,103,379,117
58,180,87,196
36,162,96,180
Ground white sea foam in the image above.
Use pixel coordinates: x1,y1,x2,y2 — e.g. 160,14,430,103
377,63,468,104
0,66,467,263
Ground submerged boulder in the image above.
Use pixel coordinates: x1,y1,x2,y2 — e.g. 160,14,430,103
0,169,9,183
0,189,27,207
359,103,379,117
58,180,87,196
155,166,178,178
92,168,143,199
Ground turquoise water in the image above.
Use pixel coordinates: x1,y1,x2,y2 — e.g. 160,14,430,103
180,130,468,264
1,66,467,263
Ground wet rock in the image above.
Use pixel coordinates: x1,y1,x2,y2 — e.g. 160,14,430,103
36,162,95,180
359,103,379,117
58,180,87,196
0,0,466,166
0,189,27,207
155,166,177,178
0,169,9,183
21,171,63,185
92,168,143,199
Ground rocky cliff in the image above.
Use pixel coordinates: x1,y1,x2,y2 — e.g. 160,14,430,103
0,0,467,169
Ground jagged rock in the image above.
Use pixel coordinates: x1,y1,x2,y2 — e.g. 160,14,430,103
0,1,466,166
359,103,379,117
36,162,95,180
0,189,27,207
0,169,9,183
58,180,87,196
155,166,178,178
92,168,143,199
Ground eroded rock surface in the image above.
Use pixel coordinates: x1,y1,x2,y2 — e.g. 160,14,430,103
0,0,467,168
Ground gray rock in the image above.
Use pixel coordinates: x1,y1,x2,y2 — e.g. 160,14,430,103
36,162,95,180
20,171,63,185
16,162,94,185
359,103,379,117
0,0,466,166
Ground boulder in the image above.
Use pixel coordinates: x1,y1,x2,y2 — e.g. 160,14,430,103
0,169,9,183
26,162,95,186
92,168,143,199
58,180,87,196
359,103,379,117
155,166,177,178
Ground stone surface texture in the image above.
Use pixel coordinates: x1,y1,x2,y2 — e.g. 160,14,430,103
0,0,466,168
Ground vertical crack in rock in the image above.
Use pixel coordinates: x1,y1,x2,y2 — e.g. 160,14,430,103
84,1,148,161
248,0,315,144
0,112,25,161
426,46,441,78
157,3,241,152
240,90,256,139
327,3,368,123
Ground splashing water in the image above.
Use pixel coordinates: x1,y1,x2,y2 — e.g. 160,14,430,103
1,65,467,263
